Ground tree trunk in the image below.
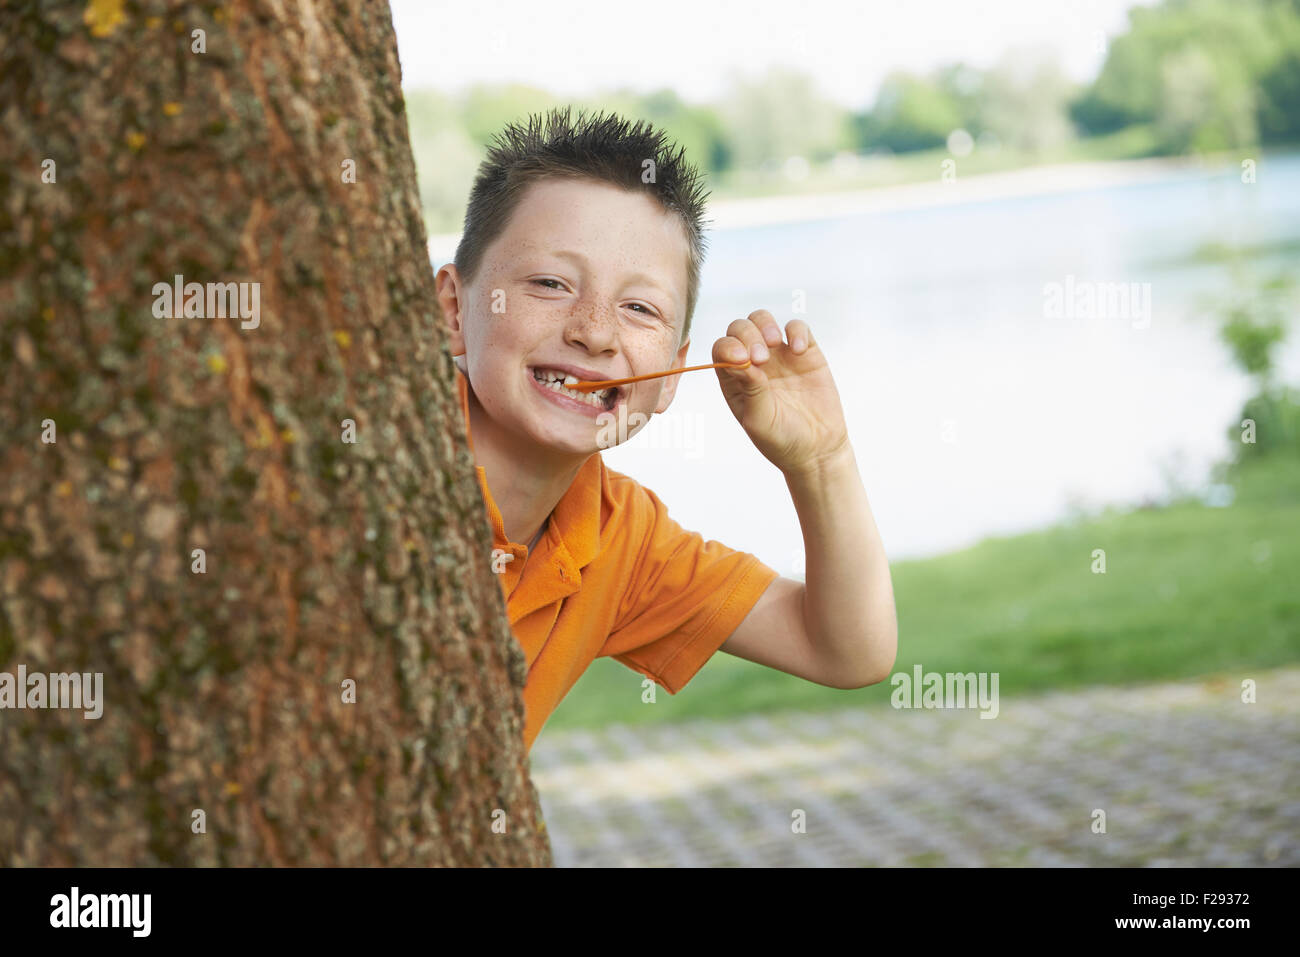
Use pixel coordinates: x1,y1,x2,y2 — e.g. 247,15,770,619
0,0,551,866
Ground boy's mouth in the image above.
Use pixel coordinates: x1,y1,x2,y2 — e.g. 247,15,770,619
529,366,623,412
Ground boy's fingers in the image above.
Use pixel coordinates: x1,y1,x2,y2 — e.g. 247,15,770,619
713,337,766,393
726,317,769,363
785,319,813,354
714,334,751,366
717,343,764,397
747,309,783,348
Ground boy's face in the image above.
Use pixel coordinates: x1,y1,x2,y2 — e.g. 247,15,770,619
438,177,692,458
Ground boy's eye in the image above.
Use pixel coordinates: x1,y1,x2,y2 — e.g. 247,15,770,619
531,280,657,317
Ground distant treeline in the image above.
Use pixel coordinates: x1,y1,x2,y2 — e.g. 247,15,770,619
409,0,1300,230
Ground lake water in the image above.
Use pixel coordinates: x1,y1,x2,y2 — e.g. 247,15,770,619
435,153,1300,569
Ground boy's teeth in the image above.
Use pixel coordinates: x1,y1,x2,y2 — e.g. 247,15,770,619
533,368,612,408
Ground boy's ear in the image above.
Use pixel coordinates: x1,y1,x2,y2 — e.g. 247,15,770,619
652,335,692,414
435,263,468,364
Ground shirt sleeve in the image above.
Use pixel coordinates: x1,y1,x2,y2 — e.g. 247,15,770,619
598,481,780,693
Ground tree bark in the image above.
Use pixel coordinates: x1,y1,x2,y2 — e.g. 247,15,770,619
0,0,551,866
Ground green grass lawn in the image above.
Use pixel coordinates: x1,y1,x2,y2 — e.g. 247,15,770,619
544,453,1300,734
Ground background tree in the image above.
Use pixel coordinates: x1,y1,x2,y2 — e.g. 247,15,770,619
0,0,551,866
854,71,961,154
716,66,853,169
976,51,1076,155
1070,0,1300,150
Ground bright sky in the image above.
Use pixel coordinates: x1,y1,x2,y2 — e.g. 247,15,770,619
390,0,1157,108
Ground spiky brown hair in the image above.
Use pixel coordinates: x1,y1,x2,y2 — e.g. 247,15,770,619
453,106,711,344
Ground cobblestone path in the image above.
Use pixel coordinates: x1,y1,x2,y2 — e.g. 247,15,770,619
529,668,1300,866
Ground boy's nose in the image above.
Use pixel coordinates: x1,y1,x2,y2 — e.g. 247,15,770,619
564,303,618,350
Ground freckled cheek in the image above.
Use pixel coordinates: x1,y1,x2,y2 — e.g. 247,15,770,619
624,344,675,407
481,292,549,345
636,382,667,409
473,302,534,354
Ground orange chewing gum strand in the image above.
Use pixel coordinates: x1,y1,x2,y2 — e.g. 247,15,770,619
569,360,752,393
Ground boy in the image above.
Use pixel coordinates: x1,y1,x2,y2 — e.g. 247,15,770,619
435,107,896,754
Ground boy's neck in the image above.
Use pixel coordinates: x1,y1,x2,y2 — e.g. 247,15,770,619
465,383,592,550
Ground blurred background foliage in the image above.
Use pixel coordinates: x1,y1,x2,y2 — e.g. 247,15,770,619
405,0,1300,233
1212,269,1300,467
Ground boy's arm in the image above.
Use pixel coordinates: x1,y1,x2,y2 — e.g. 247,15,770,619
713,310,897,689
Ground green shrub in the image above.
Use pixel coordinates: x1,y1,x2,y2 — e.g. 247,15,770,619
1230,386,1300,462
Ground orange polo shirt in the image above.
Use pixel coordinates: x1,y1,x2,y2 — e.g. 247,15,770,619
456,367,780,754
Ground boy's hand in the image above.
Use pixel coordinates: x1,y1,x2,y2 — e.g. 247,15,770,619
712,310,850,477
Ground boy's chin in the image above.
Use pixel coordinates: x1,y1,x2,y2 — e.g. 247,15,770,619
524,422,607,458
520,400,650,456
